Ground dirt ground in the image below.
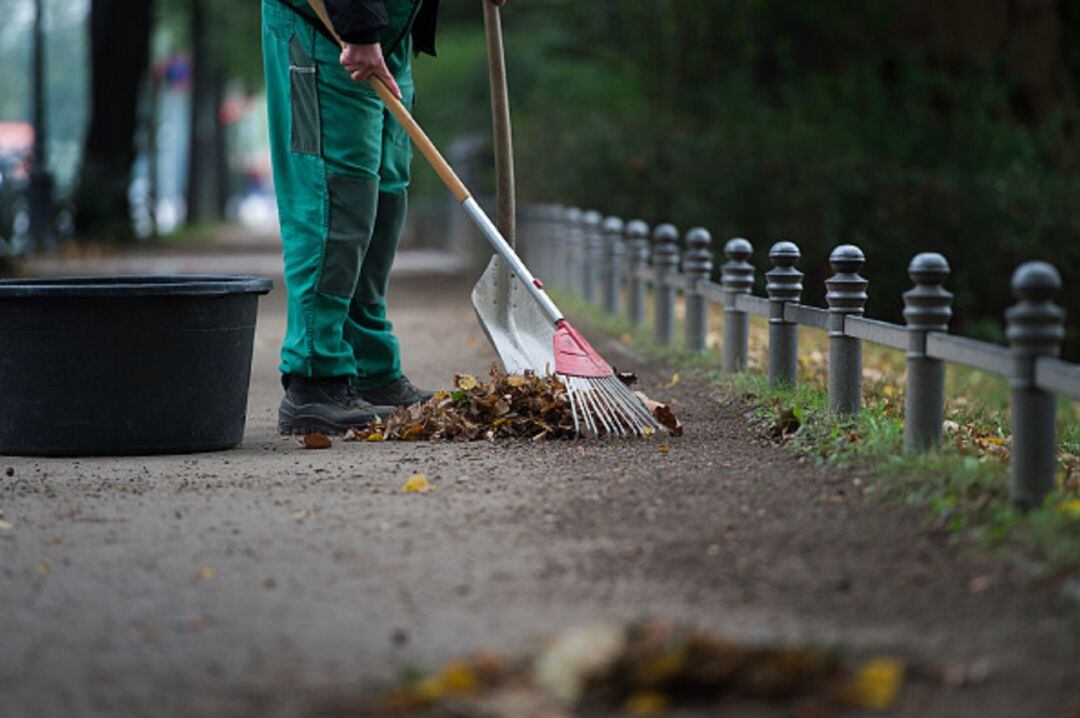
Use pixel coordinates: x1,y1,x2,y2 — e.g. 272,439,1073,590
0,241,1077,717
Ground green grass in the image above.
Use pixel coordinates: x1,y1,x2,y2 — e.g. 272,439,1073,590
553,289,1080,574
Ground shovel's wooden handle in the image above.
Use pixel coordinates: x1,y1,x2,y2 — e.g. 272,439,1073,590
306,0,471,203
483,0,516,246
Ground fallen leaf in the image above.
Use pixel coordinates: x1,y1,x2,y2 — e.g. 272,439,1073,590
844,656,904,710
37,562,52,575
402,474,434,493
300,432,332,450
665,372,680,388
625,691,669,716
292,509,313,521
635,391,683,437
196,566,218,581
0,520,12,531
615,370,639,387
455,374,479,391
1058,499,1080,520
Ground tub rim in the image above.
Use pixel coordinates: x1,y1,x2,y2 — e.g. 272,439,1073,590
0,275,274,298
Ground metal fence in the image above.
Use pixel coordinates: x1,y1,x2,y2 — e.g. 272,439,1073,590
521,205,1080,509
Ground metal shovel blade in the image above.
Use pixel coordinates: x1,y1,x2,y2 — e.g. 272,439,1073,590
471,254,556,376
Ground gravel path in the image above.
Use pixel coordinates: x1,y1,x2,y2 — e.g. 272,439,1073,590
1,244,1077,717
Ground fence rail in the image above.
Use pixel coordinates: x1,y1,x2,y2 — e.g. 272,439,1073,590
522,204,1078,509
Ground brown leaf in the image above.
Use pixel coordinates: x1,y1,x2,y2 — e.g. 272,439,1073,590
634,391,684,437
301,432,332,450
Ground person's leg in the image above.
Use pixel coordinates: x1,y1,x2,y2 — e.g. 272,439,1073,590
264,3,384,378
263,2,393,432
343,30,418,394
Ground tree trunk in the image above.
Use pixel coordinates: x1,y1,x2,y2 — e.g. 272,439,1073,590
185,0,228,225
73,0,152,244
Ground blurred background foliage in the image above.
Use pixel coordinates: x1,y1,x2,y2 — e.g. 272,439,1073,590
0,0,1077,356
415,0,1080,357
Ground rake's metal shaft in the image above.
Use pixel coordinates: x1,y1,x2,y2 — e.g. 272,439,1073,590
559,374,662,438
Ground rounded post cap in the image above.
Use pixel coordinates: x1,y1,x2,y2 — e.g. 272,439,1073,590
685,227,712,249
625,219,649,238
564,206,583,221
724,237,753,261
769,241,800,266
652,223,679,243
602,216,624,234
1011,261,1061,300
829,244,865,272
582,210,602,226
908,252,950,284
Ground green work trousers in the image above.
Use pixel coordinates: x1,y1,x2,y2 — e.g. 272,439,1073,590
261,0,418,388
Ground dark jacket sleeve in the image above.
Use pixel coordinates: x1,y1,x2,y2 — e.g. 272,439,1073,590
324,0,388,44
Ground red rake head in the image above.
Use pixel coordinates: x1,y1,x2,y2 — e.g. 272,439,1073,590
552,320,612,378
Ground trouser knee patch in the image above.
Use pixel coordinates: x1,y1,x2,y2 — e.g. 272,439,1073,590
356,191,408,305
319,173,378,298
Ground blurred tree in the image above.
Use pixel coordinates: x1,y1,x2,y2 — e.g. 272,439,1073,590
71,0,152,243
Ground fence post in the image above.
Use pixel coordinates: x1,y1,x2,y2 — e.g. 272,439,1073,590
1006,261,1065,509
683,228,713,352
580,210,602,303
563,207,583,291
826,245,868,416
602,216,625,315
766,242,803,388
652,223,680,345
721,238,754,374
903,253,952,452
625,220,650,327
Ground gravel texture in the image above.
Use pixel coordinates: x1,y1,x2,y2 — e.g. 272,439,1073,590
1,247,1077,717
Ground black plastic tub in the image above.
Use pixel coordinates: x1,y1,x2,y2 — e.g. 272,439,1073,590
0,275,273,456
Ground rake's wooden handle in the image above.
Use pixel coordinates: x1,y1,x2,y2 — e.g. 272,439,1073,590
306,0,471,203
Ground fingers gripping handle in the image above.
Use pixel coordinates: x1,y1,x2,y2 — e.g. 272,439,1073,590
306,0,470,202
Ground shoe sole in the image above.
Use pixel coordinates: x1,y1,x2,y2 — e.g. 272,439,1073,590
277,403,390,437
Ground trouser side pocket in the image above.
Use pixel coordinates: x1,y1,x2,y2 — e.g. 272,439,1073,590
289,36,320,156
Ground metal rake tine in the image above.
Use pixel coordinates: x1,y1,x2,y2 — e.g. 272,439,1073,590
601,377,655,431
564,376,582,437
586,378,620,436
596,378,644,436
573,378,599,437
597,378,646,435
595,378,633,437
597,379,637,437
620,382,661,430
586,382,616,436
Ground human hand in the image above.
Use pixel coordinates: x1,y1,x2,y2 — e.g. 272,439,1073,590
339,42,402,99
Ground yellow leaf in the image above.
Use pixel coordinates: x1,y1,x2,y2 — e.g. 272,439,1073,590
665,372,680,388
402,474,434,493
437,660,480,693
196,566,218,581
1058,499,1080,519
455,374,478,391
0,520,12,531
364,433,384,442
846,656,904,710
505,375,527,388
37,562,52,575
624,691,669,716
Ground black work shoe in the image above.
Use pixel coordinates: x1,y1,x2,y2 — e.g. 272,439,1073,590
354,375,435,408
278,375,393,436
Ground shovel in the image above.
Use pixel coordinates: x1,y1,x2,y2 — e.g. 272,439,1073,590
306,0,659,437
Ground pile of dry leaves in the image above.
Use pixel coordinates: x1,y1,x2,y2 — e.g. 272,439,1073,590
343,365,680,443
315,619,916,717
